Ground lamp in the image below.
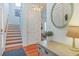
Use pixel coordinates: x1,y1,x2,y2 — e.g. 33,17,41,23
67,26,79,51
32,4,43,12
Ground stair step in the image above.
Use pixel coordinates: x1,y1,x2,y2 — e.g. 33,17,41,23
7,32,21,34
6,40,22,43
7,30,20,31
7,34,21,36
8,28,20,30
7,34,21,37
6,41,22,45
7,31,20,32
8,26,20,27
7,35,21,38
7,31,20,33
8,25,20,27
6,38,22,41
8,27,20,28
6,43,22,48
5,45,23,51
8,24,19,26
7,37,22,39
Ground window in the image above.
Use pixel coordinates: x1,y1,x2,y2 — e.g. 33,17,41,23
15,9,21,17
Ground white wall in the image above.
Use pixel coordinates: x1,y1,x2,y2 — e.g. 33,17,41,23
3,3,9,30
0,3,9,56
47,3,79,48
2,3,9,55
8,3,20,25
21,4,41,46
0,3,3,56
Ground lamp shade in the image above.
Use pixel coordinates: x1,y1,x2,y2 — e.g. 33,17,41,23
67,26,79,38
67,26,79,49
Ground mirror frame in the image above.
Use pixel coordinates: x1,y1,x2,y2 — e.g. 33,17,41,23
51,3,74,28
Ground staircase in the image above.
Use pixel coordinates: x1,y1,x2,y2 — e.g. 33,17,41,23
3,24,39,56
5,24,23,51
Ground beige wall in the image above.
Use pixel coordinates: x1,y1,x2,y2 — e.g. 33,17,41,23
69,4,79,47
69,4,79,26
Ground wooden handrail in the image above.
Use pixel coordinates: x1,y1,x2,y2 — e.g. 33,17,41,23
5,14,9,33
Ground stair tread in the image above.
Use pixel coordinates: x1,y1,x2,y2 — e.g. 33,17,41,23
7,30,20,32
7,35,21,38
7,34,21,35
8,28,20,29
6,39,22,43
7,37,21,39
7,34,21,36
6,43,22,48
7,32,21,34
5,45,23,51
7,37,22,39
6,38,22,41
6,41,22,45
8,31,21,33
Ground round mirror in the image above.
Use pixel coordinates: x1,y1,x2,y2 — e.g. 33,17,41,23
51,3,73,28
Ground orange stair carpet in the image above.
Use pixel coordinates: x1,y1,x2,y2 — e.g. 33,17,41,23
23,44,39,56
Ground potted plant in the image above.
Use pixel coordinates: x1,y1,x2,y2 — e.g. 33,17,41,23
44,31,53,37
41,31,53,41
